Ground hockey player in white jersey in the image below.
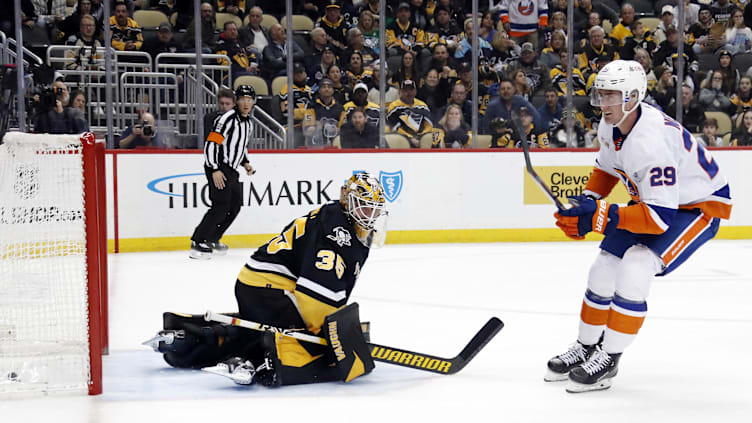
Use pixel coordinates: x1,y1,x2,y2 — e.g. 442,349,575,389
546,60,732,393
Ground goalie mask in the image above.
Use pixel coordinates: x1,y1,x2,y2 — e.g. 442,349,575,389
340,173,388,248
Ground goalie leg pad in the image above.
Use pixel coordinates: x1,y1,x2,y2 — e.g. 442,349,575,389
256,331,339,387
159,312,259,369
322,303,375,382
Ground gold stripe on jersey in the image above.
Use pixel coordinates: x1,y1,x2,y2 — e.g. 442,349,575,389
294,290,339,334
274,332,324,367
237,266,296,292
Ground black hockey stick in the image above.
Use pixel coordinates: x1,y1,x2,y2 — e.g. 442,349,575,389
205,311,503,375
511,110,565,211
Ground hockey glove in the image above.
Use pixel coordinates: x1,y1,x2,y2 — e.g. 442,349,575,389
554,195,619,239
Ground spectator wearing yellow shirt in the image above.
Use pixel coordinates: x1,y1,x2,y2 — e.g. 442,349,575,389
609,3,635,46
109,1,142,51
551,50,587,96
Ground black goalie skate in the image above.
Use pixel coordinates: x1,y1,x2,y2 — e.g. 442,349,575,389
544,341,597,382
566,347,621,393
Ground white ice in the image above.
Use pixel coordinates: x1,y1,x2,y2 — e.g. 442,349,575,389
2,240,751,422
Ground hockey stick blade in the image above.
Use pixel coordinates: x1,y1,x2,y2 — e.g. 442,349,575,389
369,317,503,375
511,111,565,211
205,311,503,376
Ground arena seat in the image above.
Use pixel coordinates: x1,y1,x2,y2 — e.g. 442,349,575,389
385,133,410,148
234,75,269,96
705,111,732,135
261,14,280,29
419,133,433,148
476,134,492,148
722,133,732,146
280,15,315,32
133,10,169,30
216,13,242,30
639,17,660,33
271,76,288,96
697,52,720,72
732,53,752,76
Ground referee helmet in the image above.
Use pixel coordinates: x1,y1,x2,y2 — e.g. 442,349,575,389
235,85,256,100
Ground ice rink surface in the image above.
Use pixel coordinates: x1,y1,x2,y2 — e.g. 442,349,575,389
2,240,751,422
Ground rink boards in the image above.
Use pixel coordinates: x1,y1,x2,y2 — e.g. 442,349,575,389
104,148,752,252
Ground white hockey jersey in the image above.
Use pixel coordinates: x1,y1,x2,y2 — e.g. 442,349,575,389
589,103,732,234
499,0,549,37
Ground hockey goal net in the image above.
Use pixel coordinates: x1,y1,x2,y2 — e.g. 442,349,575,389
0,132,107,396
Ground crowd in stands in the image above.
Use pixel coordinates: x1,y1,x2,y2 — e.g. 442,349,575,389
6,0,752,148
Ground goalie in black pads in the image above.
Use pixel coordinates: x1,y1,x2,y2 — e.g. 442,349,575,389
144,173,388,386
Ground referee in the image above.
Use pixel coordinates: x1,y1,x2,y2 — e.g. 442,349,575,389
190,85,256,259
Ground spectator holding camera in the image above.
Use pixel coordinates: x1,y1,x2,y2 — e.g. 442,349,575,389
33,81,88,134
119,112,164,149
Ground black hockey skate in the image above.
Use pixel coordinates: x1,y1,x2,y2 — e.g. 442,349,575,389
544,341,597,382
189,241,213,260
210,241,229,256
566,347,621,393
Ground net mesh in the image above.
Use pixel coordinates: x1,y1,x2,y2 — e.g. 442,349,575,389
0,133,91,396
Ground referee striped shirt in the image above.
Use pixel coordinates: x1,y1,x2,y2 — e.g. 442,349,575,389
204,109,252,170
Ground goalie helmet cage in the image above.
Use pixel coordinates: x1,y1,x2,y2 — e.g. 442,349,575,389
0,132,107,396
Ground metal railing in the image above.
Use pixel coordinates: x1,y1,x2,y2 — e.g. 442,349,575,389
46,46,151,73
46,46,118,133
119,72,179,139
4,36,43,130
6,37,43,69
184,65,218,139
0,31,7,65
250,106,286,149
155,53,232,89
114,51,152,74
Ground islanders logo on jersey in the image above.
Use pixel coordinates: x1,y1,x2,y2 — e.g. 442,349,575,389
517,0,535,16
379,170,403,202
614,168,640,201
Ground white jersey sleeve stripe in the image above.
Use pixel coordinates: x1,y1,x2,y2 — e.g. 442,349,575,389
296,276,347,303
246,257,296,280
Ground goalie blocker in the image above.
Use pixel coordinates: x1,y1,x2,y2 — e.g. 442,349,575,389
148,303,373,386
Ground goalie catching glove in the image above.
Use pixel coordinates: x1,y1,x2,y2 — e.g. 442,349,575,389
555,195,620,239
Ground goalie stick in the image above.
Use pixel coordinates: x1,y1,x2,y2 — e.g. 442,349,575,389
511,110,566,211
204,310,503,375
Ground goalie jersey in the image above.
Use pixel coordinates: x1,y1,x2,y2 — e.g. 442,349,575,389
237,202,370,334
590,103,732,234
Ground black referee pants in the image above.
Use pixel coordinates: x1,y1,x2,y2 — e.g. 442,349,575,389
191,165,243,244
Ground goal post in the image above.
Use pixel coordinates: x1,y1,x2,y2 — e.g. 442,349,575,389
0,132,107,396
